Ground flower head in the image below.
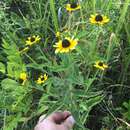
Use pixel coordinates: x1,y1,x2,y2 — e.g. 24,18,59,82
36,74,48,85
53,37,78,53
66,2,81,12
19,72,27,85
89,14,110,25
94,61,108,70
26,35,41,46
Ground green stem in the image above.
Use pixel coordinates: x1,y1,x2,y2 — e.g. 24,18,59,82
116,0,130,34
50,0,59,32
24,53,37,65
92,0,96,13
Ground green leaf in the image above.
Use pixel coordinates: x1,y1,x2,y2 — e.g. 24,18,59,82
1,78,19,91
0,62,6,73
3,113,21,130
77,30,88,39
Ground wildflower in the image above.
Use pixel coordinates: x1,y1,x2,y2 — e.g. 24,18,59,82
89,14,110,25
26,35,41,46
66,2,81,12
53,37,78,53
36,74,48,85
94,61,108,70
19,72,27,85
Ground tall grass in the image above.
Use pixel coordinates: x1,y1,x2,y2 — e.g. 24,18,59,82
0,0,130,130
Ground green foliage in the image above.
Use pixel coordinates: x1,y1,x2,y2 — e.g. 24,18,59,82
0,78,32,130
50,0,59,31
122,101,130,121
3,113,22,130
0,0,130,130
0,62,6,74
2,39,26,79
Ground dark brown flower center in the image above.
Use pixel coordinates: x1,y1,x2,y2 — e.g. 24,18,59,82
30,37,35,42
19,78,25,84
98,62,103,66
70,3,78,8
95,14,103,22
41,77,45,80
62,39,70,48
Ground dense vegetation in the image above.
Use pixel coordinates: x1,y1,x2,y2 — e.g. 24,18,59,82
0,0,130,130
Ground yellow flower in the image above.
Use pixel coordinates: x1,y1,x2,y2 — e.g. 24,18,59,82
19,72,27,85
53,37,78,53
26,35,41,46
89,14,110,25
36,74,48,85
66,2,81,12
94,61,108,70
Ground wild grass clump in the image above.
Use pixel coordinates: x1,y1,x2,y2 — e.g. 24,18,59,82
0,0,130,130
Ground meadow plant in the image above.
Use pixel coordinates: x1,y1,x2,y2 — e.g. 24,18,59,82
0,0,130,130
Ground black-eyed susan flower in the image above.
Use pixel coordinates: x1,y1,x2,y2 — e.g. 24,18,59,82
19,72,27,85
36,74,48,85
89,14,110,25
26,35,41,46
66,2,81,12
94,61,108,70
53,37,78,53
